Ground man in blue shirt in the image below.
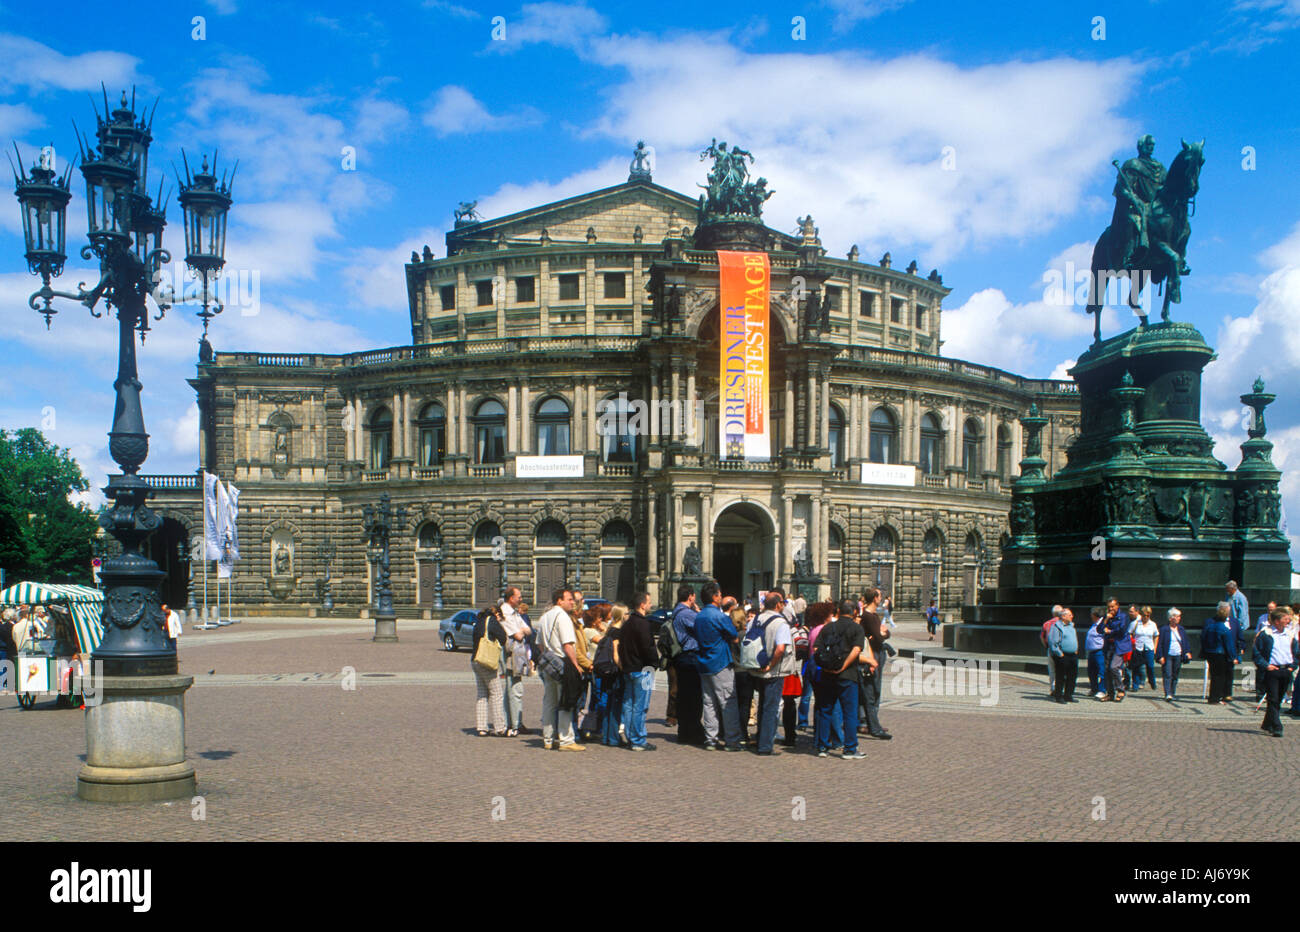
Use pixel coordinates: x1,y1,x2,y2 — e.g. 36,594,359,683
1226,580,1250,633
1047,608,1080,703
695,581,742,750
671,585,705,746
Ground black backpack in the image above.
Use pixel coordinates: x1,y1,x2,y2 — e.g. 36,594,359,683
813,623,849,674
593,631,620,677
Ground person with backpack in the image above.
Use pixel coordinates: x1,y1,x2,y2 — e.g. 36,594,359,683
590,603,626,746
739,591,796,755
798,601,833,731
536,588,585,751
670,585,706,746
814,599,872,759
695,581,743,750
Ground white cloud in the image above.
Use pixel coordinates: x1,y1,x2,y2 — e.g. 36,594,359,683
939,242,1122,374
1049,358,1077,380
421,86,540,136
341,226,446,315
506,31,1144,262
820,0,911,31
0,35,140,95
487,2,609,51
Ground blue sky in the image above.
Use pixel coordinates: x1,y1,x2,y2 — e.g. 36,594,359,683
1,0,1297,552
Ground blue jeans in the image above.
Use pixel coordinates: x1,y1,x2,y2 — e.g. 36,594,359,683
1087,649,1106,694
798,666,814,726
621,671,654,748
598,673,624,745
1130,649,1156,689
754,676,784,753
816,678,858,754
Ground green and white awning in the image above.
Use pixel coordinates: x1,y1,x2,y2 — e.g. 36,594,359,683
0,581,105,653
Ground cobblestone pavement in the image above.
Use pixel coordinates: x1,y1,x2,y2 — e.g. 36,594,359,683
1,617,1293,842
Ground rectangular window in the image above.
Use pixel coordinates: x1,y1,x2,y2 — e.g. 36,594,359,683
603,272,626,299
869,431,893,465
916,305,927,330
439,285,455,310
824,286,841,313
558,273,580,301
476,425,505,464
515,276,535,303
859,291,875,317
890,298,904,324
475,280,494,306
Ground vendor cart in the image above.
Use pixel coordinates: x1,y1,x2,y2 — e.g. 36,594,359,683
0,582,104,710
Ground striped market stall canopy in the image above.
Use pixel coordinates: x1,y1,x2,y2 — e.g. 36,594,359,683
0,581,105,654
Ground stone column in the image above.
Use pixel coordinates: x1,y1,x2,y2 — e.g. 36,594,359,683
507,383,518,453
520,380,531,454
672,492,684,577
699,492,713,575
573,382,584,454
650,364,661,443
459,384,469,457
849,386,860,459
859,387,871,459
670,365,681,442
686,362,697,447
821,367,831,454
586,379,597,452
646,493,658,578
985,407,998,474
393,391,402,458
805,369,817,449
344,395,355,462
446,384,457,456
819,498,830,575
781,494,794,582
403,390,413,459
784,376,795,451
353,397,364,463
810,495,822,575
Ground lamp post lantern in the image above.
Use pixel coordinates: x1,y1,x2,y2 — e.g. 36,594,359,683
316,537,336,615
568,538,585,589
429,529,444,612
10,88,235,802
363,492,407,641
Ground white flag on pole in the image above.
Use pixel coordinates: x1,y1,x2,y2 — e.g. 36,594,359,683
225,482,241,562
203,472,222,561
216,481,233,578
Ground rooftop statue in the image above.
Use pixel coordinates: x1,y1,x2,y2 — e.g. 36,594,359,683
697,139,772,222
1085,136,1204,341
629,140,652,181
453,200,481,226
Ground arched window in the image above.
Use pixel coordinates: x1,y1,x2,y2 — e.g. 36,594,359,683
871,526,896,555
962,418,983,480
601,520,635,548
473,399,506,464
964,531,981,557
829,525,843,552
600,395,639,462
924,529,943,556
417,402,446,468
869,407,898,465
418,522,442,550
828,404,845,467
919,413,943,475
535,396,571,456
369,407,392,470
997,425,1013,481
868,526,896,600
535,520,567,548
473,520,502,548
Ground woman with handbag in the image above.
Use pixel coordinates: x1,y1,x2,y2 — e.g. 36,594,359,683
472,605,509,736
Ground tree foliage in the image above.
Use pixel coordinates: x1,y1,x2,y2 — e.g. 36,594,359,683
0,428,100,584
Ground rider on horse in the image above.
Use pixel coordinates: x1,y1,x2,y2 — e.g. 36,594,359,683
1110,134,1166,270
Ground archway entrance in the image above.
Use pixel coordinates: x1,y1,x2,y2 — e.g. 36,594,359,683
712,502,775,601
147,517,191,608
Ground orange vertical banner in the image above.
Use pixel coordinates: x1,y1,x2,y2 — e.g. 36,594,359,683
717,250,770,459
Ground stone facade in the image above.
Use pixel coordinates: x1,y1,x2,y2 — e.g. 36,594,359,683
145,162,1080,615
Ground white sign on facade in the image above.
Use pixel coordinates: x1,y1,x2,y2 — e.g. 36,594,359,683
515,455,584,478
861,463,917,487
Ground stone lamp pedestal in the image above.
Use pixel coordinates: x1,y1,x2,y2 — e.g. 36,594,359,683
77,675,196,802
373,612,398,642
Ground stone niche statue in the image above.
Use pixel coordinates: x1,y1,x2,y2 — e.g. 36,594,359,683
682,542,704,577
273,543,292,576
792,543,814,579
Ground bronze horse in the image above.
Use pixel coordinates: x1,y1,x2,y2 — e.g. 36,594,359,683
1085,140,1204,341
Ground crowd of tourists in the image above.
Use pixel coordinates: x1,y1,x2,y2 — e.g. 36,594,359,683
1041,580,1300,737
467,583,898,757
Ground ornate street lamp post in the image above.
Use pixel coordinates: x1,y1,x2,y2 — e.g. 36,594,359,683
429,529,444,612
316,536,336,615
10,89,235,802
568,538,585,590
363,492,407,642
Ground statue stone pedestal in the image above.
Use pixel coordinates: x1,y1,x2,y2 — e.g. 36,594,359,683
961,322,1295,654
77,675,196,802
373,613,398,643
